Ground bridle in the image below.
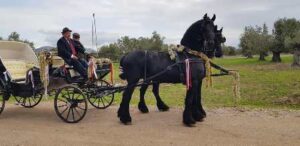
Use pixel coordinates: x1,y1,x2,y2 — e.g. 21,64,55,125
200,23,216,53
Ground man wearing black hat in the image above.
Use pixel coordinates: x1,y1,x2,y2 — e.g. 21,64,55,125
57,27,88,79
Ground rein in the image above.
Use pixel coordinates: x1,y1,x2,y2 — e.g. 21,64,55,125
184,48,240,99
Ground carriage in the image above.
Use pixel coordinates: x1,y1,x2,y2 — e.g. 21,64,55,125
0,41,115,123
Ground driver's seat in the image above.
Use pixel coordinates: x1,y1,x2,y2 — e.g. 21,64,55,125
51,56,81,78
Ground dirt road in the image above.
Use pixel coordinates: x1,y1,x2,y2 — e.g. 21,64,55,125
0,102,299,146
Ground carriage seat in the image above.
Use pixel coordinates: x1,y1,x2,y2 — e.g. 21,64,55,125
51,56,66,68
1,59,35,81
51,56,112,79
94,58,112,68
51,56,80,77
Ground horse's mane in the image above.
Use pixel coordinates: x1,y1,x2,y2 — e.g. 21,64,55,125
180,19,206,51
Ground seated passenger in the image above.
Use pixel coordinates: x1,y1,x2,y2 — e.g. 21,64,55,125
57,27,88,79
72,33,88,63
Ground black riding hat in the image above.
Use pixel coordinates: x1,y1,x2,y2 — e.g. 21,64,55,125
73,33,80,39
62,27,72,34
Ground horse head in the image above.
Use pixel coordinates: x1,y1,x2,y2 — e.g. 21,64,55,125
214,26,226,58
180,13,216,58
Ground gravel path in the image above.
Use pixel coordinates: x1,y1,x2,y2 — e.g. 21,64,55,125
0,102,299,146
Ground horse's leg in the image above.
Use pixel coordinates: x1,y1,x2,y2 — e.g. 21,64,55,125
152,83,169,111
183,87,196,126
198,80,206,117
138,84,149,113
118,79,139,125
192,80,206,122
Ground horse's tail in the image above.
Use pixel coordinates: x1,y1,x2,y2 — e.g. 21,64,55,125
119,55,127,80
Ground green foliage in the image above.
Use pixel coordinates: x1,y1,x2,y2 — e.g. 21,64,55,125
7,32,35,49
239,24,273,59
222,45,237,56
285,31,300,66
272,18,300,53
8,32,20,41
23,39,35,49
0,36,3,40
117,31,166,52
98,31,167,61
98,43,122,61
284,30,300,50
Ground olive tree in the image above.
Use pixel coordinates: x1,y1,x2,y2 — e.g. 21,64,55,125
285,31,300,67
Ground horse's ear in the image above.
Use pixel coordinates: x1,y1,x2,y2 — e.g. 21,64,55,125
219,27,223,32
214,25,218,31
203,13,208,19
211,14,216,21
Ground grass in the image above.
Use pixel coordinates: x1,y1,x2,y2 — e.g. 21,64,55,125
107,54,300,110
2,55,300,110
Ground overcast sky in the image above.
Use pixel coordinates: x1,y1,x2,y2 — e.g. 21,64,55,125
1,0,300,49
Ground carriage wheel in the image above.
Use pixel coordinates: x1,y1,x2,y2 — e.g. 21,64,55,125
0,92,5,114
14,93,43,108
54,85,87,123
87,80,114,109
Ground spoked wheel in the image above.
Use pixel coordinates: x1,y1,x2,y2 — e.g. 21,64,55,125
54,85,87,123
87,80,114,109
0,92,5,115
14,93,43,108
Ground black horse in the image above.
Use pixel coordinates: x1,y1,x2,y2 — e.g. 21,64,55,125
118,14,222,126
137,26,226,114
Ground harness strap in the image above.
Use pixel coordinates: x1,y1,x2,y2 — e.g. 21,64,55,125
3,71,10,82
174,51,185,82
185,48,212,87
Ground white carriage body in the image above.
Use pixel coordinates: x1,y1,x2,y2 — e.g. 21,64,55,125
0,41,39,80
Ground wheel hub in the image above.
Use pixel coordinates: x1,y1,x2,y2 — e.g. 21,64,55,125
69,100,78,108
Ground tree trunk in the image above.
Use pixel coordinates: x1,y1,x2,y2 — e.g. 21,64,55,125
292,50,300,67
246,53,253,59
259,52,266,61
272,51,281,62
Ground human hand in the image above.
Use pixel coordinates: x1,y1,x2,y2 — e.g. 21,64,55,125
71,55,78,60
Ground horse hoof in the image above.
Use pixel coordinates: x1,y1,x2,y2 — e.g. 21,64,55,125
120,120,132,125
120,116,132,125
157,103,170,112
194,117,204,122
139,107,149,113
200,109,207,117
183,111,196,126
193,112,205,122
202,112,207,118
138,102,149,113
183,120,196,127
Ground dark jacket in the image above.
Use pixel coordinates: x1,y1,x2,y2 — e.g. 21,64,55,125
57,37,75,61
73,40,86,54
